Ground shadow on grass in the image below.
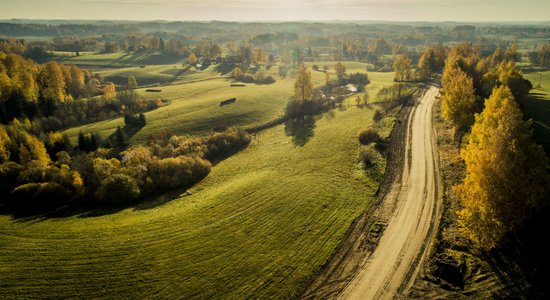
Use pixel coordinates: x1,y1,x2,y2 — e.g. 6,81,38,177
216,63,240,75
523,92,550,154
284,116,316,147
0,184,193,221
169,65,191,83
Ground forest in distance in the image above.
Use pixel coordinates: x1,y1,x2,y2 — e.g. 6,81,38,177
0,17,549,299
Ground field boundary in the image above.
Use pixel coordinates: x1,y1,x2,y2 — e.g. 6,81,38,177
298,87,425,299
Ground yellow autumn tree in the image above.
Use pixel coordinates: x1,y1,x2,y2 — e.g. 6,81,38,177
335,62,346,77
455,86,549,249
441,63,477,130
127,75,138,89
0,125,10,163
393,55,412,82
37,61,66,103
103,82,116,101
294,64,313,103
232,67,243,80
292,64,313,118
188,52,197,65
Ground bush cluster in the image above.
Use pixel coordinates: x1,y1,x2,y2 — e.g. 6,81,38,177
0,121,251,211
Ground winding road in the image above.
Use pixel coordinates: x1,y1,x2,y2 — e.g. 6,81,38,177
339,86,441,299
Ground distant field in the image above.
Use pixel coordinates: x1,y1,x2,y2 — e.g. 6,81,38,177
524,70,550,152
63,61,374,144
54,50,184,67
0,72,397,299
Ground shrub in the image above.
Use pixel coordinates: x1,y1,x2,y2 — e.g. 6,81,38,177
149,156,211,190
124,113,146,127
96,174,140,205
205,128,251,160
11,182,69,211
359,148,377,167
256,75,276,84
358,128,381,145
0,162,24,201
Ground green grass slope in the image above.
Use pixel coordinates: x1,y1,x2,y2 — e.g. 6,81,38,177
55,50,184,67
524,70,550,151
63,63,347,144
0,73,396,299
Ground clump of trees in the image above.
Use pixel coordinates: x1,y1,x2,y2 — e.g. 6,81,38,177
393,55,413,82
438,43,549,250
359,147,378,167
441,64,477,131
528,44,550,67
231,67,276,84
124,113,146,127
0,120,251,212
0,51,159,132
286,64,370,119
455,86,548,249
377,83,416,111
358,128,382,145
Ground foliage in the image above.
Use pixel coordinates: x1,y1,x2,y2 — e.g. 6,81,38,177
335,62,346,77
205,128,252,160
377,83,415,111
359,147,377,167
102,82,116,101
393,55,413,82
188,52,197,65
455,86,549,250
78,132,101,152
96,174,140,205
149,156,211,191
441,64,477,130
127,75,137,89
358,128,381,145
124,113,146,127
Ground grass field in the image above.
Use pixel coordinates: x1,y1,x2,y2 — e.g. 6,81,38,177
55,50,184,67
524,70,550,152
0,71,396,298
63,61,371,144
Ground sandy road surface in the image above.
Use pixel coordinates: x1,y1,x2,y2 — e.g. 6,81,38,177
339,86,441,300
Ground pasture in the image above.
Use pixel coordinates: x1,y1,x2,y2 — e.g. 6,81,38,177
63,59,371,144
0,60,398,298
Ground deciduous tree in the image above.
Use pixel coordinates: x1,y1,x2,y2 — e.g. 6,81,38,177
441,64,477,130
455,86,548,249
393,55,412,82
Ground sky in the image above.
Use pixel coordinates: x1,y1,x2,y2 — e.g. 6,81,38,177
2,0,550,22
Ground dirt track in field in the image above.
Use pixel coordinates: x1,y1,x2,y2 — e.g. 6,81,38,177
301,86,442,300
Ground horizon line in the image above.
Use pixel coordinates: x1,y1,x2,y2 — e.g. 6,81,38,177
2,18,550,24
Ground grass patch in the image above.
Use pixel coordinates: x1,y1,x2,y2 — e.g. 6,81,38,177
523,70,550,152
1,65,398,298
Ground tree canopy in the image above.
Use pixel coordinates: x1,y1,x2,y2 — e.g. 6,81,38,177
455,86,548,249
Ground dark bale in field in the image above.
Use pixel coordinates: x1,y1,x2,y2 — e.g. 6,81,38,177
220,98,237,106
145,89,162,92
231,83,246,87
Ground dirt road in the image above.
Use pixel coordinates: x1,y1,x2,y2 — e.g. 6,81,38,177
338,86,441,299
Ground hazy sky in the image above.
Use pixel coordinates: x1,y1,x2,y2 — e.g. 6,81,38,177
2,0,550,22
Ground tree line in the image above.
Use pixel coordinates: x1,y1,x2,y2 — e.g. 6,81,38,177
439,42,548,249
0,50,159,132
0,120,251,214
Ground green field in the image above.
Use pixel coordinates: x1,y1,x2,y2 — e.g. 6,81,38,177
55,50,184,67
0,62,397,298
524,70,550,151
63,60,374,145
